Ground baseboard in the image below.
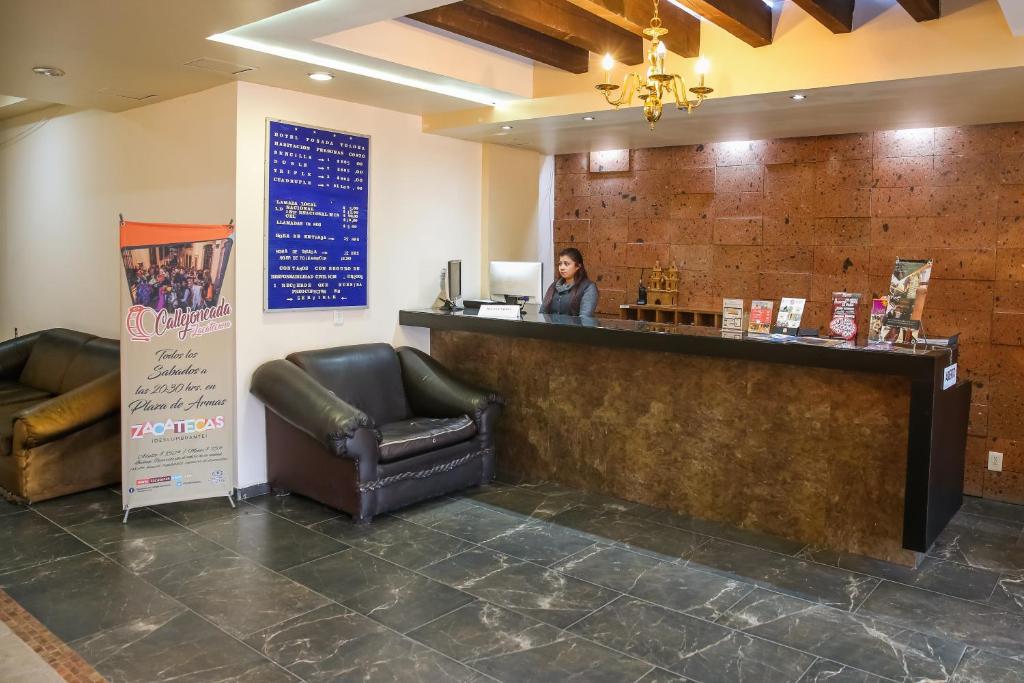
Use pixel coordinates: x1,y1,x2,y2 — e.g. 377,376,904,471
235,482,271,500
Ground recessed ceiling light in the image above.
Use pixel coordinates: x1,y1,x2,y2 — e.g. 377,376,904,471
790,93,807,100
307,72,333,81
582,116,595,121
500,125,514,130
32,66,64,77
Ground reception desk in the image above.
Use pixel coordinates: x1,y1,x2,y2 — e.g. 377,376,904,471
399,309,971,565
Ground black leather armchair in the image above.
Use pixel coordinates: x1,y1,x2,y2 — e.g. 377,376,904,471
250,343,503,522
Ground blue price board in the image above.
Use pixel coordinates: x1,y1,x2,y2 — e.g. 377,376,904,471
265,120,368,310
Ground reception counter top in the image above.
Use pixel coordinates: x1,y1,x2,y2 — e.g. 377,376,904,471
400,309,971,565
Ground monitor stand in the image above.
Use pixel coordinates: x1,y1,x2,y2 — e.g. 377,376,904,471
441,299,463,312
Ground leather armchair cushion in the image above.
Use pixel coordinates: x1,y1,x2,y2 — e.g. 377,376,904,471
59,338,119,393
287,343,411,425
378,415,476,463
0,381,51,407
19,329,94,393
0,397,50,457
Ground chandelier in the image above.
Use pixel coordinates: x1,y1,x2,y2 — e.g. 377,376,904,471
595,0,713,130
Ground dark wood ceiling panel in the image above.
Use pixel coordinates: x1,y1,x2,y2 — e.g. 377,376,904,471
896,0,941,22
670,0,773,47
564,0,701,57
408,3,591,73
792,0,854,33
466,0,645,65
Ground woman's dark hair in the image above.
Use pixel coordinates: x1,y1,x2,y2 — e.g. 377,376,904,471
557,247,590,284
541,247,593,315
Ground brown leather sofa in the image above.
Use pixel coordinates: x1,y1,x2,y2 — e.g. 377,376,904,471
251,343,503,522
0,329,120,503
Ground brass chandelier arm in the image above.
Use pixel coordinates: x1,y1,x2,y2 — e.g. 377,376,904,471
598,72,640,108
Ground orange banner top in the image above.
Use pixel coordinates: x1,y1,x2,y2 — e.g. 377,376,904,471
120,220,234,248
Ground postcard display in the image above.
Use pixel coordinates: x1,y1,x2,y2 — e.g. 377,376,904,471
880,259,933,344
265,120,369,310
119,221,236,515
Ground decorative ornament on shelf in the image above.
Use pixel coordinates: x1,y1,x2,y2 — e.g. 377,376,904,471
595,0,713,130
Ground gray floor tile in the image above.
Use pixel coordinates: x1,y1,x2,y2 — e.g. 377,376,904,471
283,548,474,633
143,553,329,639
633,507,807,556
245,492,345,526
720,588,964,681
629,562,756,621
857,580,1024,659
462,482,580,519
800,547,1001,602
483,521,596,565
959,497,1024,525
988,571,1024,614
68,508,225,573
0,552,183,643
552,544,667,593
928,514,1024,573
31,488,124,527
0,511,91,573
425,505,536,544
192,510,346,571
635,668,691,683
798,660,888,683
407,600,566,663
391,496,478,526
95,611,295,682
687,539,879,611
548,507,704,560
312,515,471,570
950,647,1024,682
0,496,23,517
151,495,247,527
572,595,815,682
469,635,652,683
421,547,618,628
246,603,481,682
69,607,188,665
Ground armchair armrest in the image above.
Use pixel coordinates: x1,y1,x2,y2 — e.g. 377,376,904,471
0,331,41,382
397,347,504,419
251,359,379,458
15,370,119,448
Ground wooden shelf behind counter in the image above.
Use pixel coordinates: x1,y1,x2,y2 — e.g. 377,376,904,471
619,304,722,328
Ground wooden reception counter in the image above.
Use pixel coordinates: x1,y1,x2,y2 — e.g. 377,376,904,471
399,309,971,565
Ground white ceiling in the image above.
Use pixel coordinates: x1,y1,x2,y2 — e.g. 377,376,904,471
997,0,1024,35
437,67,1024,154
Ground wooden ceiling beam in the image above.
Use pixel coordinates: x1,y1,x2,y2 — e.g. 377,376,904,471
564,0,700,57
896,0,941,22
465,0,645,65
669,0,773,47
407,3,590,73
792,0,854,33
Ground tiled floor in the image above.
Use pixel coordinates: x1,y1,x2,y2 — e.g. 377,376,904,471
1,483,1023,682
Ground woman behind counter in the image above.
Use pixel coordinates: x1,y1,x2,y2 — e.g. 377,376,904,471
540,247,599,317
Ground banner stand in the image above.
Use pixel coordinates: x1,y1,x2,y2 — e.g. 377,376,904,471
118,218,238,523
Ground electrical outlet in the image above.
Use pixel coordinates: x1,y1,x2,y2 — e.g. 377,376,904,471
333,311,344,326
988,451,1003,472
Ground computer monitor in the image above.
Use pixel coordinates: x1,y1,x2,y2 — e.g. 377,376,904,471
446,259,462,302
489,261,544,303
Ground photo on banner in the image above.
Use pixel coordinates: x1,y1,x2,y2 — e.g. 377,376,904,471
119,220,236,513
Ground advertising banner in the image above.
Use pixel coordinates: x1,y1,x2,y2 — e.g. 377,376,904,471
119,220,236,513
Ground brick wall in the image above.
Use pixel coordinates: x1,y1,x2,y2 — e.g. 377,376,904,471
552,123,1024,504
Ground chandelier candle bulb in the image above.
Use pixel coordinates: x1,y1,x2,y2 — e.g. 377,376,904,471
695,56,710,76
602,53,614,84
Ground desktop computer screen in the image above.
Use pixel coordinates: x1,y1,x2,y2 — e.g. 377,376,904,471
446,259,462,304
489,261,543,302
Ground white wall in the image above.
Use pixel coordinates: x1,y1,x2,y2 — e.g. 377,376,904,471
234,81,483,488
0,85,237,338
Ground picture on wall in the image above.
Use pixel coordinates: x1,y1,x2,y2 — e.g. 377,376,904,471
264,119,369,311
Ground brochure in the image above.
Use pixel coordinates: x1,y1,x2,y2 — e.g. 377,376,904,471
775,297,806,334
868,296,888,344
722,298,744,339
828,292,861,341
748,300,773,336
880,259,933,344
